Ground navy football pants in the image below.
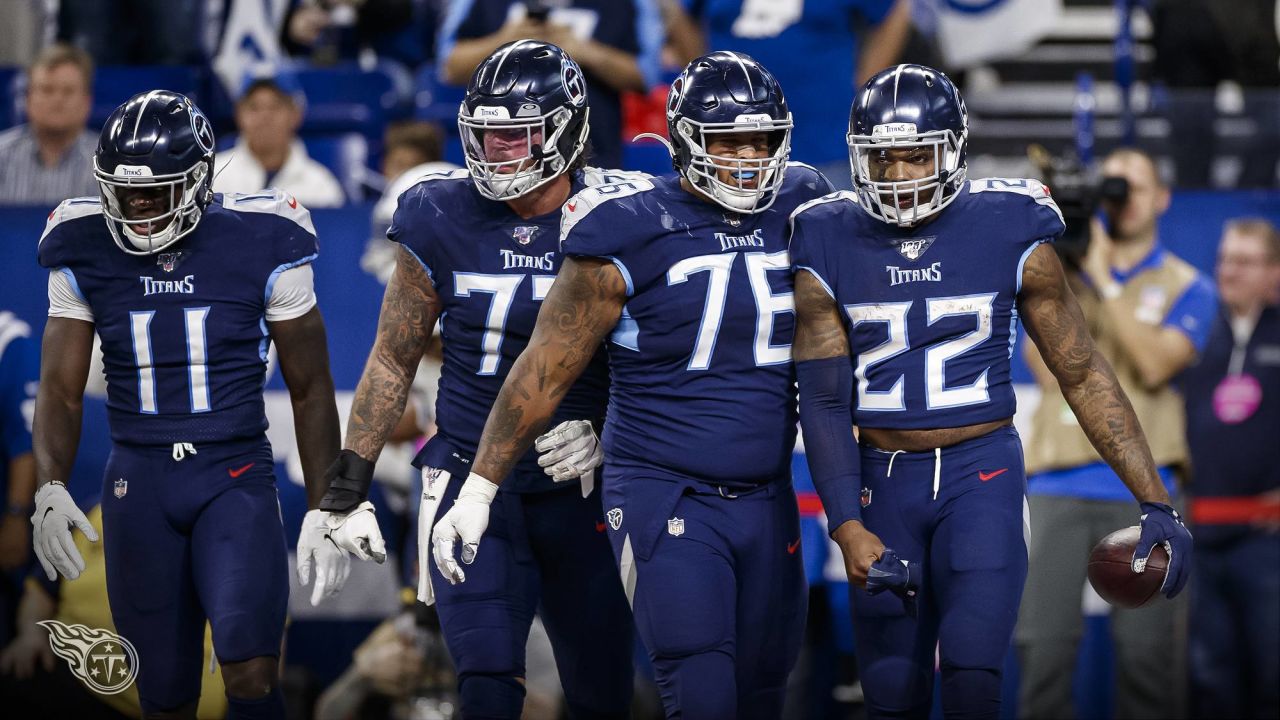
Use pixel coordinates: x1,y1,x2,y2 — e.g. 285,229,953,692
428,475,634,719
853,426,1028,720
602,465,808,720
101,436,287,714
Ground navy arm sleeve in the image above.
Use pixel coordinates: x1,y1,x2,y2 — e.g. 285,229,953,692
797,356,862,532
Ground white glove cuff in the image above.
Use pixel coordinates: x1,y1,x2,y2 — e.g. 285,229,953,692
302,508,327,529
34,482,68,508
457,473,498,504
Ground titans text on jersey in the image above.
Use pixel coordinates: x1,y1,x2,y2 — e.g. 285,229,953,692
37,190,318,444
388,167,647,491
791,177,1065,430
559,163,835,484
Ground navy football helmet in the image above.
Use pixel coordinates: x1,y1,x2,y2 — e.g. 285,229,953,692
94,90,216,255
459,40,590,200
655,51,792,213
848,64,968,226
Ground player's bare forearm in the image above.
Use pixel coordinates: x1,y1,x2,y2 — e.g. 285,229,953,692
857,0,911,85
794,270,852,362
473,257,626,482
32,318,93,489
571,39,646,92
270,307,341,509
345,247,440,463
1019,244,1169,505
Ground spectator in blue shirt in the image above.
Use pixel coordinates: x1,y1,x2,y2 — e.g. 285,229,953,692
438,0,663,169
683,0,911,188
1180,218,1280,720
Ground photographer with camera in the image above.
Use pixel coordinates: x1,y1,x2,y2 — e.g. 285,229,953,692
1016,147,1217,720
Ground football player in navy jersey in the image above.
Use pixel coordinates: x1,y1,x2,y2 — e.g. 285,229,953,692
320,41,643,719
430,51,835,718
788,64,1195,719
29,91,382,719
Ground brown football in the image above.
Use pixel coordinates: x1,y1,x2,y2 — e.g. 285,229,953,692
1087,526,1168,609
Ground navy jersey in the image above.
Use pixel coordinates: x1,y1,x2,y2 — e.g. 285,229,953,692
389,168,642,492
560,164,835,484
790,178,1065,430
37,191,319,445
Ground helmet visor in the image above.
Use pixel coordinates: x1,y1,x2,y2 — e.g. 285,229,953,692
680,115,793,214
848,128,965,226
458,105,583,200
94,159,208,254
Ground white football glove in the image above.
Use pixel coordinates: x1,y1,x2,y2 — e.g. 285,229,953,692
431,474,498,585
296,509,353,606
31,482,97,581
325,501,387,564
535,420,602,496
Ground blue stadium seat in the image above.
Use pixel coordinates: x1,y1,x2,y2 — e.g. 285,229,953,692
412,64,467,166
412,63,465,125
293,63,406,137
88,66,205,128
303,132,372,203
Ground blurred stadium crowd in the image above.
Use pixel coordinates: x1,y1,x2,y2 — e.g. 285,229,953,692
0,0,1276,719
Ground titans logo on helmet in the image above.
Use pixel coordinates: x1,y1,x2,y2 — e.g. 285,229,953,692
189,107,215,155
666,74,685,120
561,57,587,107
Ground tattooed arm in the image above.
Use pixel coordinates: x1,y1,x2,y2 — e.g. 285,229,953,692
471,257,627,484
344,246,442,463
1018,243,1170,505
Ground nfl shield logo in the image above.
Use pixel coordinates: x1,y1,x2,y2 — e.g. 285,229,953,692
157,252,184,272
667,517,685,537
860,488,872,508
114,478,128,499
607,507,623,530
512,226,537,245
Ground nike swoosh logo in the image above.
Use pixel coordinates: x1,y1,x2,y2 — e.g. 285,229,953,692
228,463,255,478
978,468,1008,482
567,202,577,212
787,538,801,554
595,521,606,533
